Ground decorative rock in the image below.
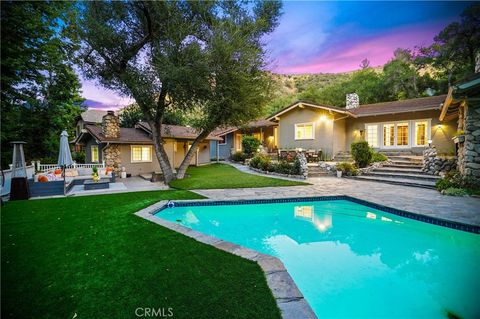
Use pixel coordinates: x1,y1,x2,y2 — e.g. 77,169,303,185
422,146,456,175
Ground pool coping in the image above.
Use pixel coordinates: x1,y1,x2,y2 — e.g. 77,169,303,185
135,200,318,319
134,195,479,319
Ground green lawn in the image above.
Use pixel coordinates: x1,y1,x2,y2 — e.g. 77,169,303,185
170,163,308,189
1,191,281,319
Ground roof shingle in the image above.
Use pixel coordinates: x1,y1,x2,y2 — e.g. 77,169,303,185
351,95,446,117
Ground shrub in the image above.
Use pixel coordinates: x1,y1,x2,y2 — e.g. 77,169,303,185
231,151,247,162
371,151,387,163
275,160,294,175
292,157,302,175
336,162,358,176
350,141,372,168
72,151,86,163
443,187,469,196
241,136,261,157
249,154,270,171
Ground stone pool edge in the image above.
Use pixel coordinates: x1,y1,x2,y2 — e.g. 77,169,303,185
135,200,317,319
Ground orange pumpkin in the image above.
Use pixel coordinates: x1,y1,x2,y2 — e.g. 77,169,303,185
106,167,114,172
54,168,62,175
38,175,49,183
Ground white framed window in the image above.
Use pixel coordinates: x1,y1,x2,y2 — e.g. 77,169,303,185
219,135,226,145
91,145,99,162
295,122,314,140
131,145,152,163
366,124,379,148
414,120,429,146
383,124,395,147
396,122,409,146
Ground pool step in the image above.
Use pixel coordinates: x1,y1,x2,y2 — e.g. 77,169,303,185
351,175,436,189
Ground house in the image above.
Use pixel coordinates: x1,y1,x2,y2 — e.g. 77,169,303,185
211,119,278,159
440,73,480,184
266,94,457,159
73,110,221,176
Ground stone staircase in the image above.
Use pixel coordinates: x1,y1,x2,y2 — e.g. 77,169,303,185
333,151,353,162
353,155,440,189
307,164,330,177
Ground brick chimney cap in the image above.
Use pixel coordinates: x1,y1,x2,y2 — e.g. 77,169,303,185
107,110,115,115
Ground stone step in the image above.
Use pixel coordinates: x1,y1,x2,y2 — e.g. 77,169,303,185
387,156,423,162
364,171,440,181
350,175,436,189
388,160,423,166
379,151,415,156
374,167,425,174
383,163,424,169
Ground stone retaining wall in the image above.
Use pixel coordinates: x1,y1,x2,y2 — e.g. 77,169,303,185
458,104,480,184
422,147,456,176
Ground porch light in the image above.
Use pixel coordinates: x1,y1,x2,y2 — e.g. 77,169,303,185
319,115,327,122
428,139,432,147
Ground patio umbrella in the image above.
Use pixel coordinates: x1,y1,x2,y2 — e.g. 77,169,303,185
58,131,74,195
57,130,74,168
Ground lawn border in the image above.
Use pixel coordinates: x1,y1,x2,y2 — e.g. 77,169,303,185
135,200,317,319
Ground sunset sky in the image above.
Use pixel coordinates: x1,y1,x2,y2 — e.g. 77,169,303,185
82,1,473,109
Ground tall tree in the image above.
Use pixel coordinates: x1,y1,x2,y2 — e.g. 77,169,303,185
1,1,83,168
78,1,281,182
414,4,480,87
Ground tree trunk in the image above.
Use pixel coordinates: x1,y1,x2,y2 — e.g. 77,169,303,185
148,120,176,184
176,130,211,179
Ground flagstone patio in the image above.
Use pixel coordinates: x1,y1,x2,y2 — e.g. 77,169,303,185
194,176,480,227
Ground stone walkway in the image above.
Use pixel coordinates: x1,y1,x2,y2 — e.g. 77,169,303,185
195,176,480,226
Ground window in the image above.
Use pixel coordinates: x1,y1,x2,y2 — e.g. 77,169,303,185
91,145,99,162
131,145,152,163
383,124,394,146
253,132,261,141
366,125,378,147
415,121,428,146
295,123,314,140
219,135,226,145
397,122,409,146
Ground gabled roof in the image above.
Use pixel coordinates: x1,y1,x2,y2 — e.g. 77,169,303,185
136,122,222,141
266,100,356,121
351,95,447,117
440,74,480,121
84,125,153,144
79,109,114,124
214,119,277,137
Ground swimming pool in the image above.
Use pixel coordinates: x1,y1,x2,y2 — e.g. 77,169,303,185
155,198,480,318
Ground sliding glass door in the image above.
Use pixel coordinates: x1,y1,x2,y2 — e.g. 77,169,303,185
365,119,431,149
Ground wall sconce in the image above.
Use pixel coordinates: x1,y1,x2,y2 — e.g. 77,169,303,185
428,139,432,147
319,115,327,122
436,124,442,129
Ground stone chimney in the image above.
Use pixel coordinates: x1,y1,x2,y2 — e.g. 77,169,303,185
346,93,359,109
102,110,120,139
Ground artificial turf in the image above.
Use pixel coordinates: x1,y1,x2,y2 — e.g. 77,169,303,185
1,190,281,319
170,163,308,189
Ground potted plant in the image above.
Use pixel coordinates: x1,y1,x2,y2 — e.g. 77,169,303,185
92,166,100,182
336,162,358,178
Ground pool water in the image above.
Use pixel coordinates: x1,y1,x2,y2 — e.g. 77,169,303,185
156,200,480,318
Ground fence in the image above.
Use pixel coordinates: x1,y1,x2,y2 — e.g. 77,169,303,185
35,161,106,173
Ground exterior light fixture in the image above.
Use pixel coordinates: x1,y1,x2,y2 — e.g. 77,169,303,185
428,139,432,147
319,115,327,122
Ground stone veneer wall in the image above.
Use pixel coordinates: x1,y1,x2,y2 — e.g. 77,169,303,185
459,103,480,184
103,144,122,173
101,111,121,172
102,111,120,139
422,147,456,176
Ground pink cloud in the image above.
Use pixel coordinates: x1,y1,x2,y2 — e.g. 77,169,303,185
272,22,444,74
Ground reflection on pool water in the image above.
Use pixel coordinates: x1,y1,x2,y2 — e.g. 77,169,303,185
156,200,480,318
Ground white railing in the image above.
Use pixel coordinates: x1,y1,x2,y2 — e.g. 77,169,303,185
36,161,105,173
